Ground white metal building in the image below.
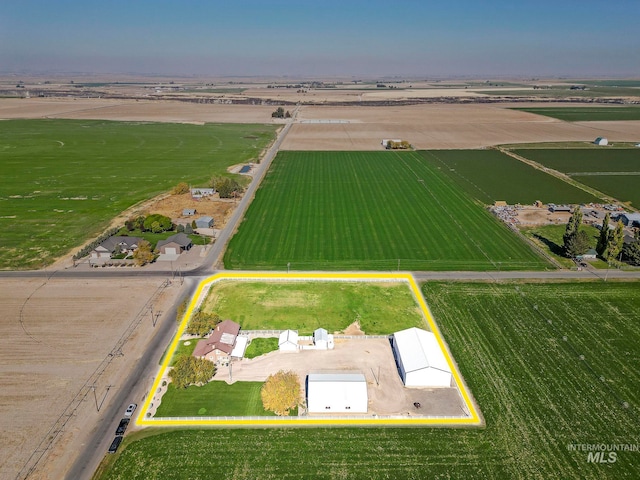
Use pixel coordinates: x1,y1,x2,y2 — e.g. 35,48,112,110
278,330,299,351
307,373,368,413
313,328,334,349
391,327,452,387
594,137,609,146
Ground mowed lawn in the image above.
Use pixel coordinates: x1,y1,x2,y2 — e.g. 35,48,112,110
514,148,640,208
420,149,601,205
98,281,640,479
154,381,273,417
224,151,550,271
0,119,276,269
199,281,426,335
511,106,640,121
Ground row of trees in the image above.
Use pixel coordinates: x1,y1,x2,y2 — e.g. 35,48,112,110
271,107,291,119
596,212,625,262
185,310,221,336
210,176,242,199
124,214,173,233
563,209,639,266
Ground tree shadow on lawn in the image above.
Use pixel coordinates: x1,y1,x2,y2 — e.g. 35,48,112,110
532,233,565,257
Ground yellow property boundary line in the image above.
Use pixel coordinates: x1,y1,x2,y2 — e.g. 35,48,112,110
136,271,483,427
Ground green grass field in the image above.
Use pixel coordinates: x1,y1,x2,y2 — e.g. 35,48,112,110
244,337,279,359
421,150,601,205
200,281,426,335
98,281,640,479
512,106,640,121
520,223,602,268
154,381,274,417
488,87,640,99
514,149,640,208
224,151,550,271
167,339,199,366
0,119,276,269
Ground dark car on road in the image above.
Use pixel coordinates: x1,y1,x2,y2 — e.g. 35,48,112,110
108,436,123,454
115,418,130,436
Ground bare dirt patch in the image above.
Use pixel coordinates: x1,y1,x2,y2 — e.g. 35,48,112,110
342,321,365,335
0,277,182,480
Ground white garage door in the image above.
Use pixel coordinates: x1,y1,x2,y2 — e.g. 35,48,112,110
165,247,177,255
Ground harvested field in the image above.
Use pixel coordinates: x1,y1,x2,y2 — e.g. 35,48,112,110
0,276,181,480
0,98,276,123
282,104,640,150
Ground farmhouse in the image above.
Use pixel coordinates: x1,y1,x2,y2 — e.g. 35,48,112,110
190,187,215,199
577,249,598,260
620,213,640,227
279,330,299,351
594,137,608,146
306,372,368,413
193,320,241,364
195,216,214,229
156,233,193,255
391,327,452,388
90,236,142,260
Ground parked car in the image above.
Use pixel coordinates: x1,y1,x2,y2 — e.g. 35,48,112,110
108,436,123,454
115,418,130,436
124,403,137,417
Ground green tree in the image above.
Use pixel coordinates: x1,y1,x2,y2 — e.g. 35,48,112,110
186,310,221,336
271,107,285,118
596,213,611,258
564,230,591,257
143,214,173,232
608,221,625,262
261,370,301,416
169,355,216,389
133,240,155,266
622,231,640,266
211,175,242,199
562,208,584,257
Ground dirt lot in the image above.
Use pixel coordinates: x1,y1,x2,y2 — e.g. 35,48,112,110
211,338,465,417
0,276,182,480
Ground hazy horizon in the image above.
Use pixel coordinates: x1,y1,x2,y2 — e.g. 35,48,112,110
2,0,639,78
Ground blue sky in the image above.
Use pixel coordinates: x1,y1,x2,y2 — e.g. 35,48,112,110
1,0,639,77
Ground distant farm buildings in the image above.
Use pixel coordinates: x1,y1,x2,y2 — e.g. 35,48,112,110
594,137,608,146
306,372,368,413
548,204,572,213
382,139,411,150
190,187,215,199
391,327,453,388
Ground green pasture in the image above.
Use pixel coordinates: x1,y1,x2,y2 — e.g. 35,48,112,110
0,119,276,269
154,381,273,417
512,106,640,121
97,281,640,479
515,149,640,208
224,151,550,271
244,337,279,359
421,149,601,205
200,281,425,335
520,223,601,267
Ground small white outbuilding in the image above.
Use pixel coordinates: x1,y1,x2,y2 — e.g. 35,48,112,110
594,137,608,146
278,330,299,351
307,372,368,413
313,327,334,349
391,327,452,387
